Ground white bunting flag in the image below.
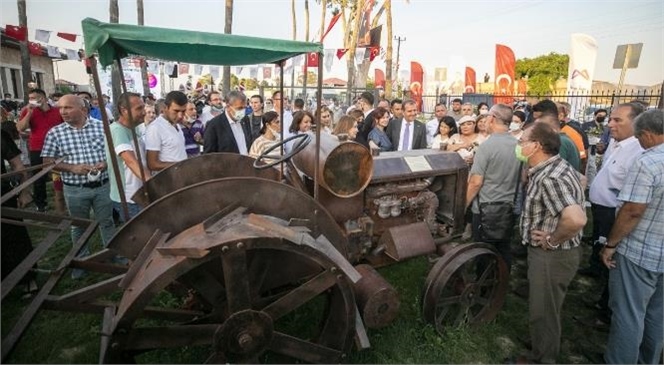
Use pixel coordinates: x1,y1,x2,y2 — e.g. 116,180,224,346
147,60,159,74
292,54,304,67
210,66,220,80
249,67,258,79
46,45,60,58
35,29,51,43
66,49,80,61
324,49,335,73
194,64,204,75
355,49,366,65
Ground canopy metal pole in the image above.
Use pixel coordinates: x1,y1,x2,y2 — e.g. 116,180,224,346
115,57,149,205
89,56,129,221
313,50,323,202
279,61,285,181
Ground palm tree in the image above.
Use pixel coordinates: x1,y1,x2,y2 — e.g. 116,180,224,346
17,0,31,102
222,0,233,95
110,0,121,106
290,0,298,99
137,0,150,95
384,0,393,98
345,0,364,102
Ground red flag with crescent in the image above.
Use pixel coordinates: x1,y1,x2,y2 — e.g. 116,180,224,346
336,49,348,60
494,44,515,105
306,52,319,67
375,68,385,88
28,42,42,56
369,47,380,61
464,67,476,93
410,61,424,112
5,25,27,41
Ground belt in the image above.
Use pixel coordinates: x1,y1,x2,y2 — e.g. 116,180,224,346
63,179,109,189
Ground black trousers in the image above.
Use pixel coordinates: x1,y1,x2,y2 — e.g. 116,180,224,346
590,203,616,314
1,195,35,284
29,150,47,209
472,213,513,271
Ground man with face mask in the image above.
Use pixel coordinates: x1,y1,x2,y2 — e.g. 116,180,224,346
181,102,204,157
203,90,252,155
16,89,63,212
509,121,586,364
200,91,224,126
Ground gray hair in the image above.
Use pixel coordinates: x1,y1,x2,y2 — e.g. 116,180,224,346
227,90,247,105
490,104,513,126
633,109,663,136
403,99,417,108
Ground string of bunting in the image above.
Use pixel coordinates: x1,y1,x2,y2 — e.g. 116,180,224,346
4,24,82,59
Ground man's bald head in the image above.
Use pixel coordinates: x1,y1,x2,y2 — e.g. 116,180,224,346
58,94,89,126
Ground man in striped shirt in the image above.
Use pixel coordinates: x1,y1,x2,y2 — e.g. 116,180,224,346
517,122,587,364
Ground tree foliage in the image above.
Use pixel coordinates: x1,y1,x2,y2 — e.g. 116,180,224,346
515,52,569,95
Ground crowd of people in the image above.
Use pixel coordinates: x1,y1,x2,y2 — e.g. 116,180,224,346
1,86,662,364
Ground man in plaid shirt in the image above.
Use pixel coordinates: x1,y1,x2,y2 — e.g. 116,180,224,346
41,95,116,278
515,122,587,364
601,109,664,364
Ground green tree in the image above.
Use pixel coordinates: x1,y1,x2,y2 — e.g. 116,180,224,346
515,52,569,95
298,71,318,85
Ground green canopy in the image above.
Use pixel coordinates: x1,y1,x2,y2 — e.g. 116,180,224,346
82,18,322,67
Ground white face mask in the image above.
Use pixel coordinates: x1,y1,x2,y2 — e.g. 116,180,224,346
229,108,245,121
509,122,521,132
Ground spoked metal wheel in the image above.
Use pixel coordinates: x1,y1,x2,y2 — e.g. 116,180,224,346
422,243,508,335
102,178,359,363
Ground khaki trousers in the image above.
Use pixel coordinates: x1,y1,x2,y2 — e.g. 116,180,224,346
527,246,581,363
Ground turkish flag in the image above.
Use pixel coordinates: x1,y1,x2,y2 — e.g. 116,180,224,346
464,67,476,93
57,32,77,42
307,52,319,67
28,42,42,56
5,25,27,41
374,69,385,88
494,44,516,105
336,49,348,60
369,47,380,61
410,61,424,112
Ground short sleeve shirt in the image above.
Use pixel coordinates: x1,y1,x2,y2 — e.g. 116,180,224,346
145,116,187,163
106,122,147,203
19,106,63,151
1,130,21,193
559,133,581,172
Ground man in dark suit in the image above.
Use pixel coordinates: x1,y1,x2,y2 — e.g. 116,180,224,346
203,90,252,155
356,91,375,148
386,99,427,151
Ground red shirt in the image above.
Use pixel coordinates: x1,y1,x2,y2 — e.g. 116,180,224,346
20,106,63,151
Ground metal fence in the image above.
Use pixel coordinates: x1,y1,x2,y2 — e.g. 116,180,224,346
419,88,662,121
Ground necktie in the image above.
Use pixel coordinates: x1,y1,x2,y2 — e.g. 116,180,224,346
402,122,410,151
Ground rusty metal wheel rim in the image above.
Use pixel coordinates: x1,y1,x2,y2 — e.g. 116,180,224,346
422,244,508,335
104,236,356,364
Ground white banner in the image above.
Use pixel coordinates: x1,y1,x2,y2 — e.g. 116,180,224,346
448,56,465,94
566,33,598,119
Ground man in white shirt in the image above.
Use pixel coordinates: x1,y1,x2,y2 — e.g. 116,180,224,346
200,91,224,126
426,103,448,147
203,90,252,155
272,90,292,138
581,102,645,325
145,91,188,173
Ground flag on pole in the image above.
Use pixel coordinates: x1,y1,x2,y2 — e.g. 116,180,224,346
566,33,598,120
336,49,348,60
57,32,77,42
47,45,60,58
410,61,424,112
494,44,515,105
5,25,27,41
464,67,476,93
35,29,51,43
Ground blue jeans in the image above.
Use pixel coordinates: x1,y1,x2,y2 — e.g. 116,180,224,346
605,253,663,364
112,201,141,224
63,183,116,257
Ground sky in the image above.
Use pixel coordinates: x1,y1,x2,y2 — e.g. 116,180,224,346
1,0,663,90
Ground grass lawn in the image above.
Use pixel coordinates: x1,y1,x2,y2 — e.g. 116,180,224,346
2,196,608,363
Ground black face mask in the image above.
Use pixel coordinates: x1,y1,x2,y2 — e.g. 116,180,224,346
596,116,606,123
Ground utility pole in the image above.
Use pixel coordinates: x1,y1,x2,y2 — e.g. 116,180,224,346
394,36,406,83
17,0,31,102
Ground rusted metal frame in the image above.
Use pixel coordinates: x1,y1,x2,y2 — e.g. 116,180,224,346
0,206,92,227
68,259,128,275
89,55,129,221
262,268,337,321
0,220,97,362
0,156,65,205
0,218,64,230
221,247,251,313
268,331,342,363
42,297,204,322
279,61,285,181
76,248,116,263
0,219,71,300
313,50,323,202
119,229,168,288
53,275,124,304
0,159,61,179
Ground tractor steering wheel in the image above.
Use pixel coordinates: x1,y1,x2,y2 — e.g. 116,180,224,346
253,133,312,170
